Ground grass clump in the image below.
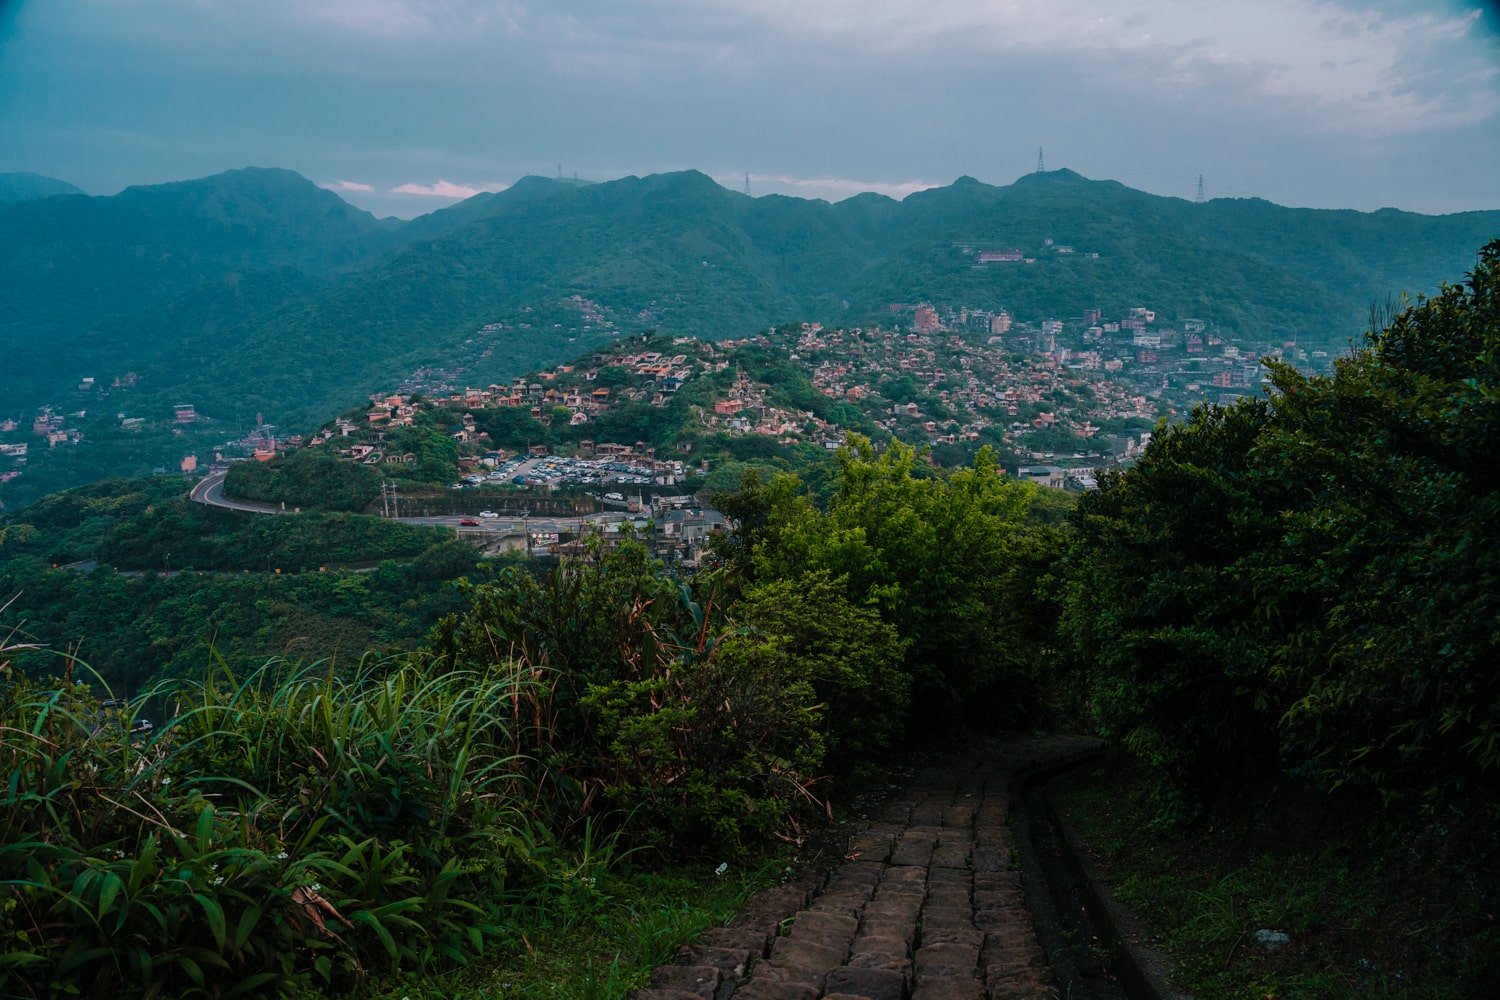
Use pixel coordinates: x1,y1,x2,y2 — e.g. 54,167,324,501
374,860,782,1000
0,653,544,998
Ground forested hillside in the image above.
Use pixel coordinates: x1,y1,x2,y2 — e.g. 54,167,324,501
3,166,1494,511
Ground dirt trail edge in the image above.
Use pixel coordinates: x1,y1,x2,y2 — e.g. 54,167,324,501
633,734,1102,1000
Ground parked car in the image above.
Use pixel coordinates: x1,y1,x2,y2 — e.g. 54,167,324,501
459,518,480,526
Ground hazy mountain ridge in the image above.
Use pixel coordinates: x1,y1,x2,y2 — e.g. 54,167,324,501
0,172,86,202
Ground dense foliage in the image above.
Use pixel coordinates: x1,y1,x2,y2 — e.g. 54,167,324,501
1064,240,1500,815
723,439,1064,732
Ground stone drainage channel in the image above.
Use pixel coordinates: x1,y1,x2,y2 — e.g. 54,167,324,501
631,734,1180,1000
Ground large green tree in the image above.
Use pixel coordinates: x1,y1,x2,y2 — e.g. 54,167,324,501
1064,240,1500,812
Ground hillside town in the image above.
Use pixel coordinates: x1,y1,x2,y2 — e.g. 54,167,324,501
2,288,1330,504
250,292,1329,497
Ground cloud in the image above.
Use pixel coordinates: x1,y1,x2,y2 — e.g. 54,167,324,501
326,179,374,193
388,179,507,198
727,173,941,201
76,2,1499,137
651,0,1499,135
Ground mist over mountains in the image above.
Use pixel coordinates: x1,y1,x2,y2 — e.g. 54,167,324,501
2,165,1495,432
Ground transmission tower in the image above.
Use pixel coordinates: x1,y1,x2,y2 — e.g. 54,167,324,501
1196,174,1205,204
744,172,751,197
1036,147,1045,173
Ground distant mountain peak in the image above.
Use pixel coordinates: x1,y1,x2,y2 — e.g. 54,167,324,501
653,169,726,190
0,172,86,203
1016,167,1088,185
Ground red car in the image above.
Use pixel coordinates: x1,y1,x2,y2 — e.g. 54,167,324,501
458,518,480,526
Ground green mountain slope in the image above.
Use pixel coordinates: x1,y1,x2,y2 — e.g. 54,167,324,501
0,168,402,408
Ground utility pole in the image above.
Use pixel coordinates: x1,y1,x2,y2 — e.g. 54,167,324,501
1196,174,1205,204
1036,147,1044,173
744,172,751,197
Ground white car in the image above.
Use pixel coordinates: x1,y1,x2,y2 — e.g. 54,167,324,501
478,510,500,519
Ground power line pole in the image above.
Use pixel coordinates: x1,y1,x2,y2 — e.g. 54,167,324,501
1036,147,1045,173
744,172,751,197
1196,174,1205,204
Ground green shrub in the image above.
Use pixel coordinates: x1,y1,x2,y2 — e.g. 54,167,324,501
429,540,831,857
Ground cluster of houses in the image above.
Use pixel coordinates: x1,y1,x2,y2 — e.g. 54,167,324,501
791,323,1149,462
430,345,700,421
533,496,730,568
0,408,83,484
698,367,844,447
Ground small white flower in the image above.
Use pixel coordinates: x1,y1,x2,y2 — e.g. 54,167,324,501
275,851,289,861
309,882,322,892
714,862,729,877
159,776,172,786
212,876,225,886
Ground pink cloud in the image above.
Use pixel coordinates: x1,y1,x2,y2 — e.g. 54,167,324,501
389,179,506,198
327,179,375,193
720,172,940,201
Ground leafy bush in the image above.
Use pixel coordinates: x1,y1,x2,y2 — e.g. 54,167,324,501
581,625,827,854
1062,401,1285,813
736,571,908,779
430,540,832,857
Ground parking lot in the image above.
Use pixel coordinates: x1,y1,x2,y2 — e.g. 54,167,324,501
452,453,668,492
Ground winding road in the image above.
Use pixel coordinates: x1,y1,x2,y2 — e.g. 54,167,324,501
189,471,634,535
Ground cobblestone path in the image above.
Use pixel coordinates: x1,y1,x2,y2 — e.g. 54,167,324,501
632,734,1098,1000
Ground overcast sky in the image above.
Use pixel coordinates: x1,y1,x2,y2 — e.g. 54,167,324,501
2,0,1497,217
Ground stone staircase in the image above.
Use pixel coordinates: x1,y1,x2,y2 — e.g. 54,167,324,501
633,735,1097,1000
